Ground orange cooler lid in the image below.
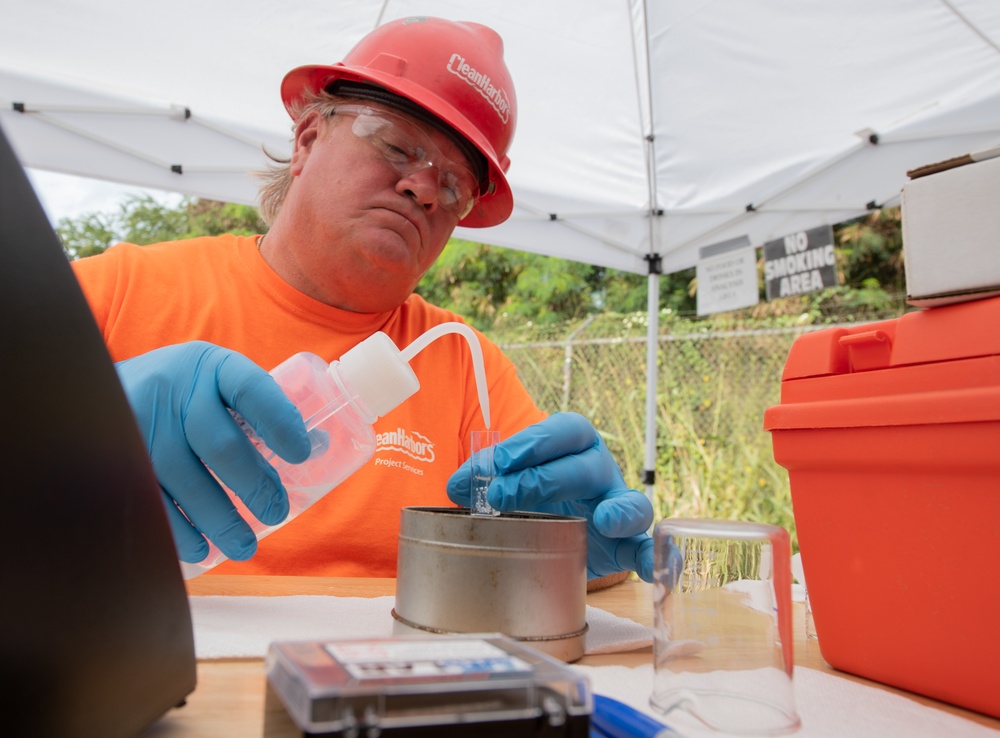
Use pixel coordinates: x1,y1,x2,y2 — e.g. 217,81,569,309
764,296,1000,430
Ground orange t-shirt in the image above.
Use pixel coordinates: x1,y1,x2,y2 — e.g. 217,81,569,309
71,234,545,577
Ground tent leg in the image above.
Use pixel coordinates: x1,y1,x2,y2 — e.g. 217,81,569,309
643,271,659,512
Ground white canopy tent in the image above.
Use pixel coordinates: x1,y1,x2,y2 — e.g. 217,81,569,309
3,0,999,492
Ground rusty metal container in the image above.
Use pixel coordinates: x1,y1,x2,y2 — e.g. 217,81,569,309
392,506,589,662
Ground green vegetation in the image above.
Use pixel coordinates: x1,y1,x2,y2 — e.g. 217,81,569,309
56,195,265,258
489,311,819,550
57,197,907,550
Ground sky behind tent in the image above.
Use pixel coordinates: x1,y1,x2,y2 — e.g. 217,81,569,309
27,168,183,226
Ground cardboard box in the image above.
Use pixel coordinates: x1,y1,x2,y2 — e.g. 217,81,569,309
763,297,1000,718
902,148,1000,307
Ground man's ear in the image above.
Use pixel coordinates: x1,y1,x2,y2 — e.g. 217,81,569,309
289,111,323,176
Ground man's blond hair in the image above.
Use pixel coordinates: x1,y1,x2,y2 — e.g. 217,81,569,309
256,89,342,226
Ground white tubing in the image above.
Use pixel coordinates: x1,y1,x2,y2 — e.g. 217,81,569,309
400,322,491,428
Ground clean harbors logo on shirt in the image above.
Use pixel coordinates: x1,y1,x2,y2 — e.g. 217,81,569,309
375,427,435,463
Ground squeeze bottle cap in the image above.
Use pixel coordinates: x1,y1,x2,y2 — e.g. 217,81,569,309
336,332,420,418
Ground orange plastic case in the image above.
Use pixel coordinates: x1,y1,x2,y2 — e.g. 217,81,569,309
764,296,1000,718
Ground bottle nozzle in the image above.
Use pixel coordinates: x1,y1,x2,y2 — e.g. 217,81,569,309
400,322,491,428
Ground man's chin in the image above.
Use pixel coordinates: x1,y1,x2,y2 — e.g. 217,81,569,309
359,224,420,263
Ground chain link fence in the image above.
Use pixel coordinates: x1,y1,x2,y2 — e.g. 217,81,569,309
487,311,903,550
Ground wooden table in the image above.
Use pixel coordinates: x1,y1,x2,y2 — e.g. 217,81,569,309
143,576,999,736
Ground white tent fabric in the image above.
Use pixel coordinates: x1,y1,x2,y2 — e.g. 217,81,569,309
5,1,998,274
3,0,999,490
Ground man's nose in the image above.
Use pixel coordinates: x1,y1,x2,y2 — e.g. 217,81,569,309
397,164,441,211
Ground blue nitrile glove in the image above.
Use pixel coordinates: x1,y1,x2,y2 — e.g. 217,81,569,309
446,412,655,582
115,342,311,563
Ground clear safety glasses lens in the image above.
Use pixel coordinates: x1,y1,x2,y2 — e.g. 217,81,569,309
338,105,479,219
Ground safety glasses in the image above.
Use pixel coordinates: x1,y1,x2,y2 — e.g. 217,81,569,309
334,104,480,220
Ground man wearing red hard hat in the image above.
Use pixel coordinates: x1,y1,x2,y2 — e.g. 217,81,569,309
72,17,654,584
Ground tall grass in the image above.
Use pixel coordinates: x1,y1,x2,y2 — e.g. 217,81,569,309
488,314,816,550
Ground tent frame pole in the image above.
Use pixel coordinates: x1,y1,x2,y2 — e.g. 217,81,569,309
635,0,659,508
643,269,659,505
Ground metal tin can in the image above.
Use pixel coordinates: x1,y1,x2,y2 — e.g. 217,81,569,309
393,506,589,662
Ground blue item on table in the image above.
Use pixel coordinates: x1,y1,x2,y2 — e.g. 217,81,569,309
591,694,678,737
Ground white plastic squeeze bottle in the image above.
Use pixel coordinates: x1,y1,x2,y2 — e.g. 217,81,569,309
180,322,490,579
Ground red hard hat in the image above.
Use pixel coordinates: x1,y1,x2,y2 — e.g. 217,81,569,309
281,16,517,228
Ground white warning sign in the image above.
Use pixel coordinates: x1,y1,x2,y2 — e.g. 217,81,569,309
696,239,759,316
